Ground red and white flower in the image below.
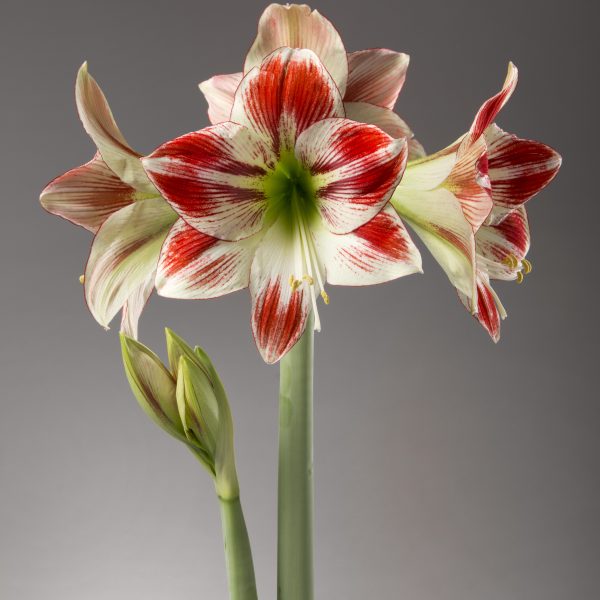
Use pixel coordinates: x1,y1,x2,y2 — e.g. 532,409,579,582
40,63,177,338
143,48,422,363
391,63,561,341
198,3,424,160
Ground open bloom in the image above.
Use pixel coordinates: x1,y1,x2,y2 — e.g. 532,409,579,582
39,63,177,337
143,48,421,363
199,3,424,159
391,63,561,340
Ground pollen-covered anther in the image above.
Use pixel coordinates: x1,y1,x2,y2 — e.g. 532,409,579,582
516,271,524,284
79,274,85,284
522,258,532,274
321,290,330,305
503,254,518,269
303,275,314,285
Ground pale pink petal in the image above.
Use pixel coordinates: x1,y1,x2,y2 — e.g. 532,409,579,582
156,219,259,299
231,48,344,153
84,198,177,330
458,274,506,343
198,72,243,125
485,124,562,211
244,3,348,95
250,218,310,364
142,122,274,242
120,273,154,339
40,153,135,233
345,49,409,109
344,102,424,160
314,205,422,285
295,118,407,234
76,63,156,194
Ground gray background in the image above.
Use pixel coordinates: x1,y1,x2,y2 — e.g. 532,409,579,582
1,1,597,599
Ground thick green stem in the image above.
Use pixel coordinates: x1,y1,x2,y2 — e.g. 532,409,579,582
277,313,314,600
219,496,258,600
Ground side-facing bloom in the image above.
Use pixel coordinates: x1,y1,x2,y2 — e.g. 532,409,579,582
143,48,422,363
199,3,424,159
40,63,177,337
391,63,561,340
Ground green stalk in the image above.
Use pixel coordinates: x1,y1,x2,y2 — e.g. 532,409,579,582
219,495,258,600
277,313,315,600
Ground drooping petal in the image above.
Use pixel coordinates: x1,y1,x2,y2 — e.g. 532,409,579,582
244,3,348,96
315,205,422,285
344,102,424,160
250,218,310,364
485,124,561,212
156,218,259,299
198,72,243,124
295,118,407,234
120,272,154,339
345,49,409,109
458,274,506,342
75,63,157,194
231,48,344,153
465,62,518,145
84,198,177,330
392,185,476,303
40,153,135,233
476,206,530,280
143,122,274,241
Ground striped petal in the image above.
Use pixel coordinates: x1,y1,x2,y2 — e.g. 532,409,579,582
401,147,457,191
295,118,407,234
458,274,506,343
76,63,156,194
485,124,561,213
156,219,258,299
84,198,177,330
142,122,274,241
315,204,422,286
232,48,344,154
40,153,135,233
345,49,409,109
198,72,243,125
244,3,348,96
250,218,310,364
392,185,476,303
344,102,425,160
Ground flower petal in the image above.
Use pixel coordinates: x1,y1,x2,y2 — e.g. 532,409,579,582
250,218,310,364
198,72,243,125
315,204,422,285
344,102,424,160
143,122,274,241
84,198,177,330
232,47,344,153
295,118,407,234
392,185,476,303
485,124,561,211
156,218,258,299
458,274,505,343
244,3,348,96
345,49,409,109
40,152,136,233
120,273,154,339
400,146,457,191
76,63,156,194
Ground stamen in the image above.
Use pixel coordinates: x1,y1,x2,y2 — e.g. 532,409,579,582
321,290,330,305
516,271,524,284
522,258,532,274
79,274,85,284
303,275,314,285
503,254,518,268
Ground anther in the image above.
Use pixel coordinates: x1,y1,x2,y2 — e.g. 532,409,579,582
303,275,314,285
516,271,524,284
503,254,518,268
79,274,85,284
321,290,330,305
522,258,532,274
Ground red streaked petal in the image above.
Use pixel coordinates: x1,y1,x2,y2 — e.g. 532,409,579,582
343,102,424,160
198,72,243,125
295,118,407,234
40,153,136,232
315,205,422,285
446,136,493,231
345,49,409,109
156,219,258,299
466,62,518,143
232,48,344,153
143,122,274,241
485,124,562,210
76,63,156,194
244,3,348,96
250,219,310,364
459,275,505,342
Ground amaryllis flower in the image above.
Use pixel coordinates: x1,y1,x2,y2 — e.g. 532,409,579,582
199,3,424,159
40,63,177,337
391,63,561,341
143,48,422,363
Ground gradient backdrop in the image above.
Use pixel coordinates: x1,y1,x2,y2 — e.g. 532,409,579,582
1,1,597,599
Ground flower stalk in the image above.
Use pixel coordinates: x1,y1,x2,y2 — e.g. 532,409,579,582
277,313,315,600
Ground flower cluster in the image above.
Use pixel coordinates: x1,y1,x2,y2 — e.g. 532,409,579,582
40,3,560,361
